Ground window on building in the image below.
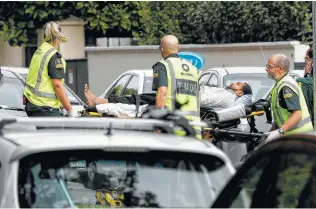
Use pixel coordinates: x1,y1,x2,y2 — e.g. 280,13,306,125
24,32,38,67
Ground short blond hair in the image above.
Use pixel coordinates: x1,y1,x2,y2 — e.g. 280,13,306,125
43,21,69,43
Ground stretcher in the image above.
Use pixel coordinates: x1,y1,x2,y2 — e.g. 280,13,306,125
79,100,272,155
200,99,272,159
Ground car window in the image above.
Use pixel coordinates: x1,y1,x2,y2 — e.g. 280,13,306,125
123,75,139,95
223,73,275,100
229,157,271,208
208,74,218,87
18,150,234,208
108,75,131,97
199,73,210,86
0,71,24,109
214,149,316,208
143,76,155,94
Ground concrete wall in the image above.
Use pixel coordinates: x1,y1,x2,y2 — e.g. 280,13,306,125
85,41,309,96
0,36,25,67
37,16,86,60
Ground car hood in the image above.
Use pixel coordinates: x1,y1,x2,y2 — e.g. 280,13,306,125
0,109,27,117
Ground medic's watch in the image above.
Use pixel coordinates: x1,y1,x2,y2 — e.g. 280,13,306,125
278,128,285,135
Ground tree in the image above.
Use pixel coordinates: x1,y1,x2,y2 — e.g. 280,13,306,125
133,1,199,45
1,1,313,46
185,1,312,44
0,1,150,46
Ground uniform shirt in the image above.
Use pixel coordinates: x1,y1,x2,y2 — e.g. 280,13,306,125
278,86,301,112
152,54,179,91
47,52,65,79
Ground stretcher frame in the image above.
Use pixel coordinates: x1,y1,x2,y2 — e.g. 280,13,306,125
80,100,272,154
200,100,272,154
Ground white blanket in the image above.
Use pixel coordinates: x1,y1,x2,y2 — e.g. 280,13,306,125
200,86,237,110
96,103,148,118
200,86,254,109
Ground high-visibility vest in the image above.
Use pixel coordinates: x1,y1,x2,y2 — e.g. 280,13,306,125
159,57,201,139
271,74,313,134
24,42,66,109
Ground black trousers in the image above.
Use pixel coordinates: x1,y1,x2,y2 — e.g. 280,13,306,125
25,101,62,117
108,93,156,105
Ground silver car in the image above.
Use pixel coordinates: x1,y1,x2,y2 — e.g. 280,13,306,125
0,117,235,208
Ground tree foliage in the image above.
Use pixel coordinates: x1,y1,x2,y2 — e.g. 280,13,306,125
0,1,149,46
185,1,312,44
0,1,313,46
134,1,199,45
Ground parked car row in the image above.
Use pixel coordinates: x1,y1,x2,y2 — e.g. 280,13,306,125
0,111,315,208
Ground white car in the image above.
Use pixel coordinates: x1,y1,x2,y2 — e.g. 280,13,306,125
0,116,235,208
100,69,154,99
0,68,27,117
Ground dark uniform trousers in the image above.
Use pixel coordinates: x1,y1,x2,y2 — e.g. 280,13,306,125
25,99,62,117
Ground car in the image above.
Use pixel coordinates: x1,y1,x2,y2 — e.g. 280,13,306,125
0,116,235,208
1,66,85,106
100,69,155,99
0,68,27,117
211,133,316,208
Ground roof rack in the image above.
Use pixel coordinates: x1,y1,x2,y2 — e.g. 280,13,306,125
0,117,208,137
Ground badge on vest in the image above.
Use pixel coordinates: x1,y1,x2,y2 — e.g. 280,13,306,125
284,93,293,99
55,59,64,69
283,88,293,99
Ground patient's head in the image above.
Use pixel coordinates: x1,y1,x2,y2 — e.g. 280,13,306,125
228,82,252,97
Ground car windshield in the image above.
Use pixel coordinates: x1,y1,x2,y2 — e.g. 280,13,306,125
18,150,233,208
223,73,275,100
0,71,24,109
143,76,155,93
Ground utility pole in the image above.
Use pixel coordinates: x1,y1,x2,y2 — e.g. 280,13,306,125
313,2,316,129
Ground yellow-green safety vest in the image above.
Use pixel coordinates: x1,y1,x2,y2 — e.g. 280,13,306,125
159,57,201,139
24,42,66,109
271,74,313,135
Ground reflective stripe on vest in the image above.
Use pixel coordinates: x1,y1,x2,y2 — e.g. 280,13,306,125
164,59,200,118
26,48,57,99
271,75,313,134
24,42,66,109
161,57,201,139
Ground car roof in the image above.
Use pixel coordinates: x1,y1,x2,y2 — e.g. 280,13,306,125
125,69,153,77
1,66,29,75
203,67,267,77
3,129,230,163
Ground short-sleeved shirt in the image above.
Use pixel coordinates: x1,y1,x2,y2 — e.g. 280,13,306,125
48,52,65,79
152,54,179,91
278,86,301,112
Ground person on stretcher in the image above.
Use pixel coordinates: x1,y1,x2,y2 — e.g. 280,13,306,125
200,82,254,110
83,82,254,118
